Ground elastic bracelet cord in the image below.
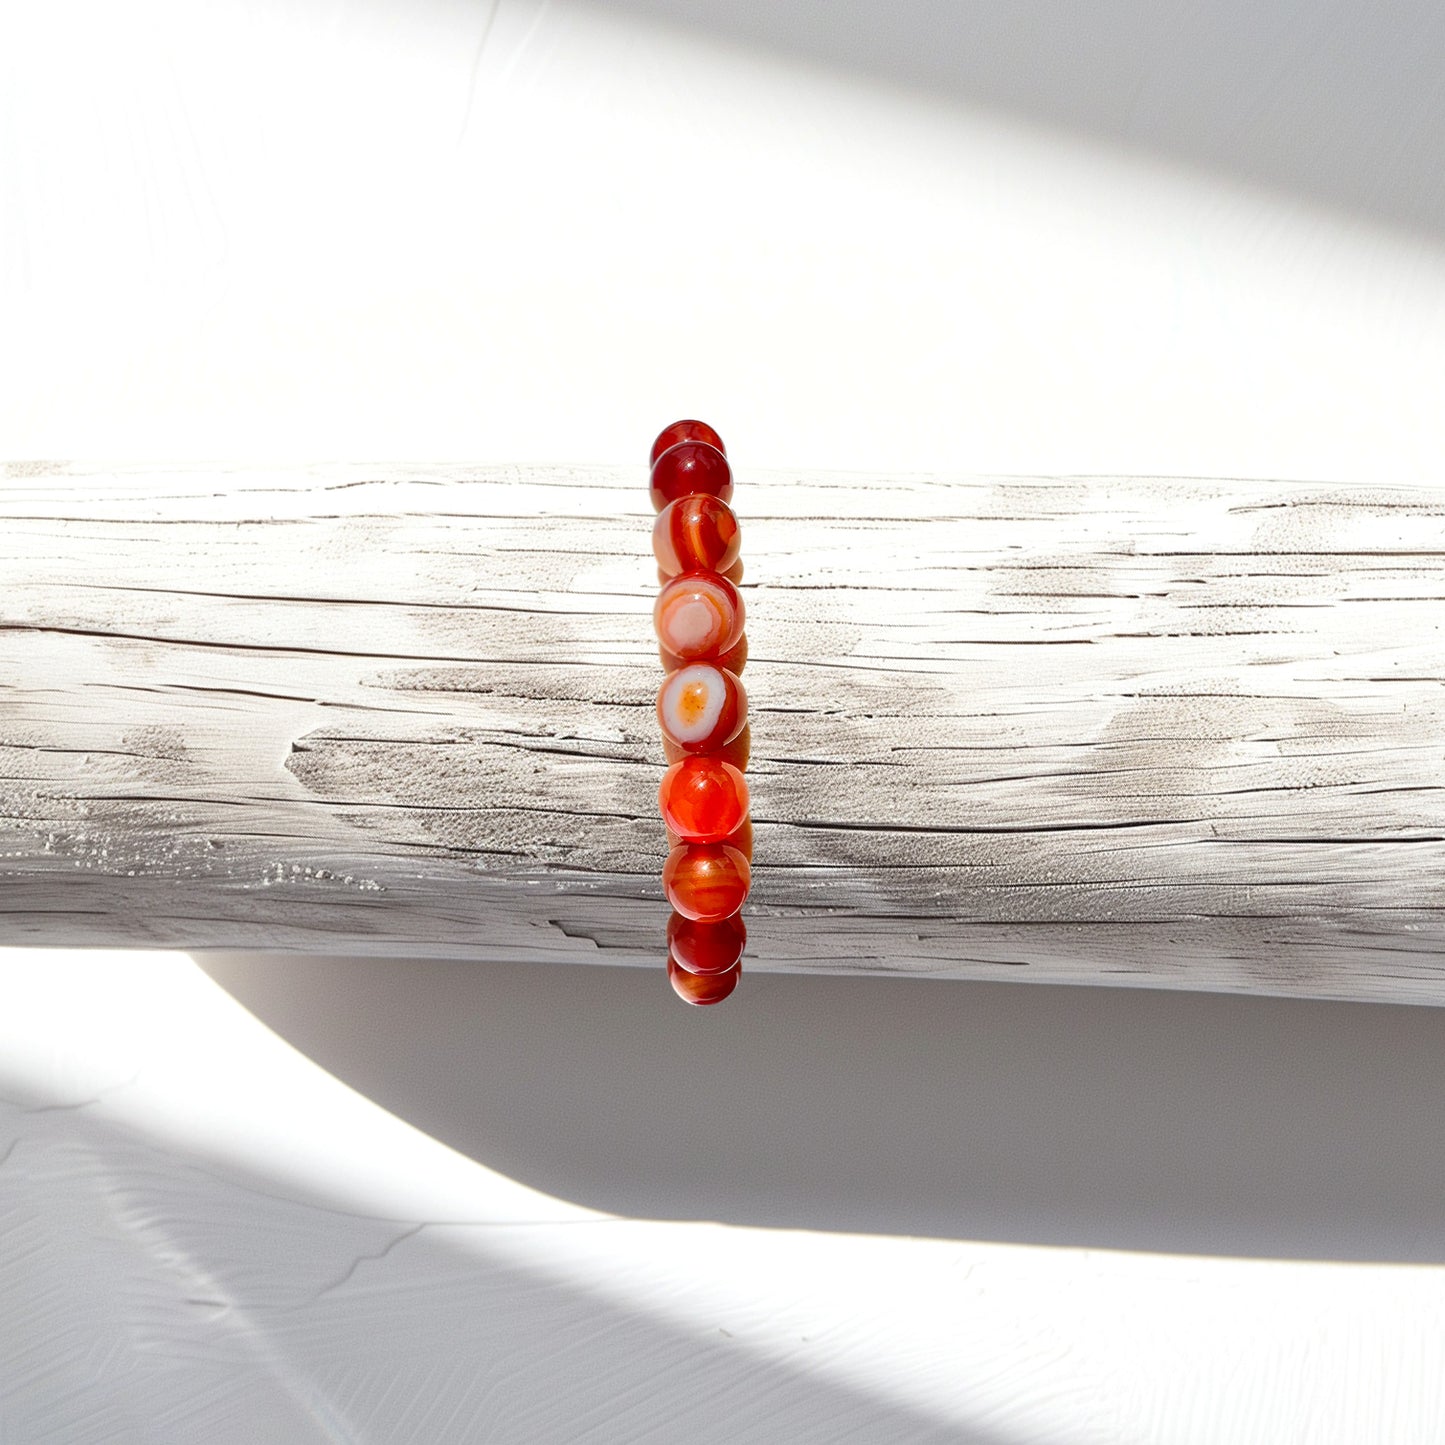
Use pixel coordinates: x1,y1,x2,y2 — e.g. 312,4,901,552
650,420,750,1006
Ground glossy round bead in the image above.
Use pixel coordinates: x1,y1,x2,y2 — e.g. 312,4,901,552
663,842,750,921
653,494,741,580
668,954,740,1006
657,663,747,754
658,755,749,843
650,419,726,467
650,442,733,512
668,910,746,976
653,571,744,663
661,630,747,678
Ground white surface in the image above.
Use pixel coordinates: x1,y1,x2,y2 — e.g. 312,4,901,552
6,952,1445,1445
6,0,1445,1439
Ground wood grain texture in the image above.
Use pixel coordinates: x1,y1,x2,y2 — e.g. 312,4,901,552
3,461,1445,1004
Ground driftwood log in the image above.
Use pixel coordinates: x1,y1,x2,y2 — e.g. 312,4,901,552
3,461,1445,1006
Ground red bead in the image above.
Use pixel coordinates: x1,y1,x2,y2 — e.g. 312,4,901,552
663,843,750,921
668,910,746,975
656,663,747,753
653,571,744,663
650,419,726,467
659,755,749,843
653,494,741,579
668,954,740,1005
650,442,733,512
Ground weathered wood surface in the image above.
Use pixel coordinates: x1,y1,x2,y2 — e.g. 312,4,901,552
3,461,1445,1005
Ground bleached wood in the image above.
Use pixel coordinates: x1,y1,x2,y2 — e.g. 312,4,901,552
3,461,1445,1005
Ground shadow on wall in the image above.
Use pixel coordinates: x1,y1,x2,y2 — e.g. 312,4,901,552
197,953,1445,1263
590,0,1445,243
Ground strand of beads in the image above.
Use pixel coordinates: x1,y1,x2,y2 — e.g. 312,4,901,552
651,419,750,1006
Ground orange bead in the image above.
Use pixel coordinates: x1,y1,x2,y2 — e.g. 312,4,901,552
668,910,746,975
656,663,747,753
650,419,726,467
668,954,740,1005
653,571,744,663
653,494,741,579
659,755,749,843
663,842,750,921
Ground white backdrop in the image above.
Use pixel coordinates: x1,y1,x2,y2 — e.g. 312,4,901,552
5,1,1445,1440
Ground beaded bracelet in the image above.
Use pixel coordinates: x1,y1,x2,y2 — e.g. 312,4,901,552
650,419,750,1006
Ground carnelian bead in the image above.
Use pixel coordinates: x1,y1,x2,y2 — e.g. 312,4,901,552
663,842,750,921
653,571,744,663
668,954,740,1006
661,631,747,677
659,755,749,843
668,910,746,976
653,494,741,580
650,419,726,467
650,442,733,512
657,663,747,753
